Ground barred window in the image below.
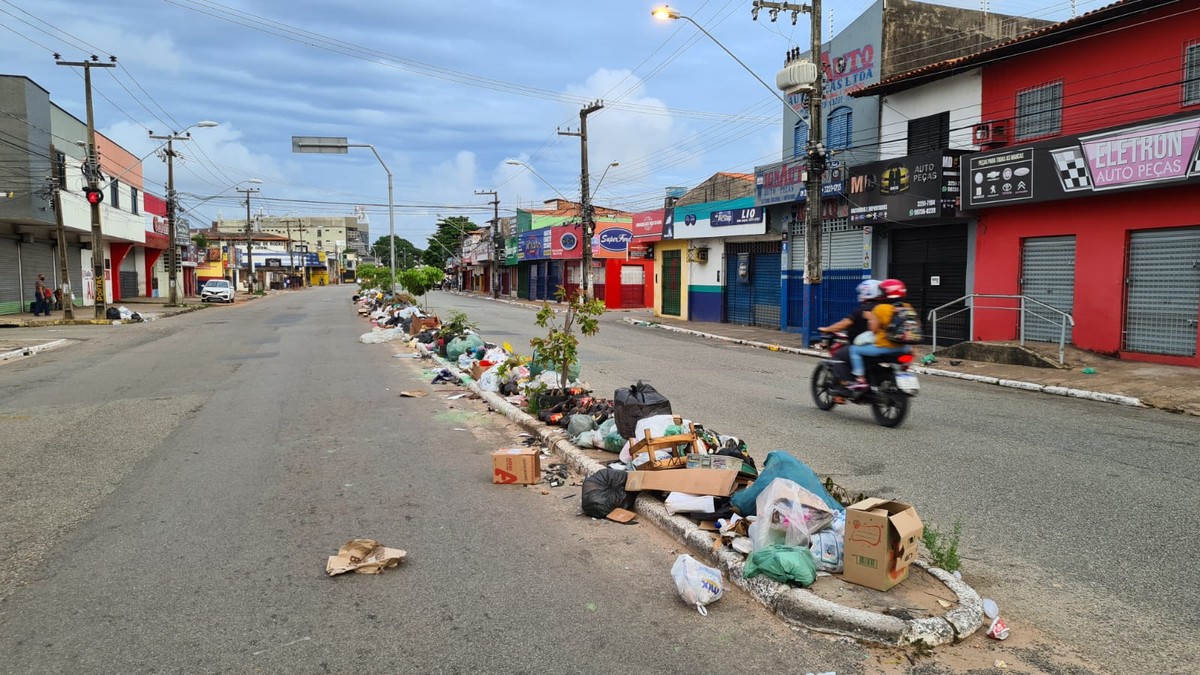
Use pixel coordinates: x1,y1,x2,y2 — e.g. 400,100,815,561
1016,82,1062,140
1185,41,1200,106
827,106,853,150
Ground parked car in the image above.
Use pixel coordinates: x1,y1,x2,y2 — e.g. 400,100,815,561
200,279,235,303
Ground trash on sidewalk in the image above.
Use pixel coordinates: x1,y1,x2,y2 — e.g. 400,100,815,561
399,391,428,398
581,468,635,519
492,448,541,484
606,508,638,523
664,492,716,516
986,616,1011,640
743,544,818,586
613,380,672,438
326,538,407,576
842,498,923,591
624,469,739,497
671,554,723,615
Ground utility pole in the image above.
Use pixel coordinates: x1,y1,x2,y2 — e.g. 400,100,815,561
474,189,500,298
559,100,604,299
57,55,117,318
48,145,74,319
147,131,194,305
285,218,294,287
236,186,260,292
752,0,825,341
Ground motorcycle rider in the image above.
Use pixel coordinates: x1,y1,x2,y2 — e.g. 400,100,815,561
818,279,881,374
848,278,913,392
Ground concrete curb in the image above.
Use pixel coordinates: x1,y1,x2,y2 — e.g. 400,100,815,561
0,338,70,362
422,349,981,647
623,317,1147,410
0,303,207,328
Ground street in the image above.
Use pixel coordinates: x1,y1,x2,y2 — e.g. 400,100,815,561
1,287,1196,673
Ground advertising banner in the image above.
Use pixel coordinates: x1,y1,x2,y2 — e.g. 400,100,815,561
846,151,964,224
517,229,551,261
591,220,635,259
672,197,766,240
754,159,846,206
967,113,1200,208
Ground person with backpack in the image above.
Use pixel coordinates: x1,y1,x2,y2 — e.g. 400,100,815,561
819,279,881,371
848,278,919,392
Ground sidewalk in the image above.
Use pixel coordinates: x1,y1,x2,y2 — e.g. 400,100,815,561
451,290,1200,416
0,289,274,329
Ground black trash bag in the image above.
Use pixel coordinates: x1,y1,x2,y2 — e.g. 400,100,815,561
129,312,143,323
581,468,634,519
613,381,672,439
105,307,120,320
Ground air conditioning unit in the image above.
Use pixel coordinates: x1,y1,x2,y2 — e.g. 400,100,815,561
972,120,1010,148
686,247,709,263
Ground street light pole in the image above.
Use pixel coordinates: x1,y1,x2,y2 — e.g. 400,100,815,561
474,189,500,298
149,121,218,305
236,186,260,292
559,101,604,299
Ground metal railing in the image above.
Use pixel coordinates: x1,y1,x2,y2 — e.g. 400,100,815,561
928,294,1076,365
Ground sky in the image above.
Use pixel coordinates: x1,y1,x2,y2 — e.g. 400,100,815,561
0,0,1103,249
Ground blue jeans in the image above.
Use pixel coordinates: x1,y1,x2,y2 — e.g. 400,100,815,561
850,344,910,377
33,297,47,315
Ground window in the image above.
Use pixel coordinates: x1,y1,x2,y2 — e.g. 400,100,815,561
1015,82,1063,140
109,179,121,209
316,229,322,237
1185,41,1200,106
130,187,139,215
54,151,67,189
826,107,853,150
793,119,809,159
907,111,950,154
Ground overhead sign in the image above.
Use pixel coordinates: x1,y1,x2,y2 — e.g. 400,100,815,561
710,206,762,227
847,151,965,224
754,159,845,206
967,112,1200,208
672,197,766,240
291,136,348,154
551,223,582,259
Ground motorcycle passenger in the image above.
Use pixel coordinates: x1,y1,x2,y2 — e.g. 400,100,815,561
848,278,912,392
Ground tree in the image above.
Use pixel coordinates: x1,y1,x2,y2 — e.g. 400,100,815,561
423,215,477,268
371,235,423,269
399,265,444,308
356,263,393,291
191,232,210,250
529,287,605,390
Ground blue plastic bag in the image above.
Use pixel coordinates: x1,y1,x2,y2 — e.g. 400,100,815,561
730,451,844,516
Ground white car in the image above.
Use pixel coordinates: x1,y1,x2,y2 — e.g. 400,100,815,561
200,279,235,303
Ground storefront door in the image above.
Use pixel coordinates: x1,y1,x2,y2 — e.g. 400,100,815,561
1021,236,1075,342
724,241,781,329
1124,227,1200,356
661,250,681,316
889,225,968,343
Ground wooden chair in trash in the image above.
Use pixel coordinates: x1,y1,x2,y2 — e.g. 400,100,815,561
629,415,698,470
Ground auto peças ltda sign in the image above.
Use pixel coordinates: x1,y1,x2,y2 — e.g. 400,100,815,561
967,113,1200,208
847,151,965,224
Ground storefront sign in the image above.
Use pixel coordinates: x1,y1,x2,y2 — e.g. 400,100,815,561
967,113,1200,208
505,236,518,265
591,220,635,259
754,159,846,206
630,210,664,240
710,206,762,227
517,229,551,261
551,223,582,259
847,151,964,224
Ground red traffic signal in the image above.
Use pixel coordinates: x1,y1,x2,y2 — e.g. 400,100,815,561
84,187,103,205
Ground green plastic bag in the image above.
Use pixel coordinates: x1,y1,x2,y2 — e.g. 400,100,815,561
447,334,484,362
743,545,818,587
528,348,581,382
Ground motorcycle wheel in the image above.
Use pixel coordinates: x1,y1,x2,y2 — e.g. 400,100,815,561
871,382,910,427
811,364,837,411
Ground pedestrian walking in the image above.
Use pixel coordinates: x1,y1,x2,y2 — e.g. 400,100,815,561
32,274,48,316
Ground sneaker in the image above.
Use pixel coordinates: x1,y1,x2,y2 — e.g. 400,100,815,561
847,380,869,392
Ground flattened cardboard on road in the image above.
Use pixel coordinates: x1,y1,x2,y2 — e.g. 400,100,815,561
326,538,407,576
843,498,923,592
624,468,739,496
492,447,541,484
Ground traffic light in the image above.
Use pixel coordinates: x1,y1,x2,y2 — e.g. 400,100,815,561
84,186,103,205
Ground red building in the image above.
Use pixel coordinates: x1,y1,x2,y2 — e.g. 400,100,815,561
902,0,1200,365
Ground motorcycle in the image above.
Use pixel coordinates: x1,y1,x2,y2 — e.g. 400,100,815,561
810,332,919,427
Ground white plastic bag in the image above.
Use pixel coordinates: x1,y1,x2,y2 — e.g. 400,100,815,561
457,353,474,370
671,554,723,615
749,478,835,551
478,368,501,393
808,529,845,573
359,328,402,344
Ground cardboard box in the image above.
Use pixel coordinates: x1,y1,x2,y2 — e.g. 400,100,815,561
685,454,744,472
842,498,924,592
470,362,488,380
623,469,739,497
409,315,441,333
492,448,541,485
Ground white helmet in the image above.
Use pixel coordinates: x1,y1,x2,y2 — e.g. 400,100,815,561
856,279,882,302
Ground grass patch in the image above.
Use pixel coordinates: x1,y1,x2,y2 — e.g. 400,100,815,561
922,521,963,572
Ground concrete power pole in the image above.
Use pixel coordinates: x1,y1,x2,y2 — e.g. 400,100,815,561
559,100,604,299
56,55,116,318
474,189,500,298
236,186,260,292
147,131,194,305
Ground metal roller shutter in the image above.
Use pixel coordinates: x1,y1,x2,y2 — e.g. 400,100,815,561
725,241,781,328
1124,228,1200,356
0,238,22,313
724,250,750,325
890,225,968,343
1020,236,1075,342
21,242,57,311
67,245,84,306
547,261,562,298
518,264,530,299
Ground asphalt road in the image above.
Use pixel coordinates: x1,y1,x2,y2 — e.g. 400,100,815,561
0,290,874,674
423,290,1200,674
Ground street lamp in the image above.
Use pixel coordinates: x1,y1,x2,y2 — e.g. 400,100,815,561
654,3,825,341
148,120,218,305
505,160,573,203
292,136,396,295
591,161,620,199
